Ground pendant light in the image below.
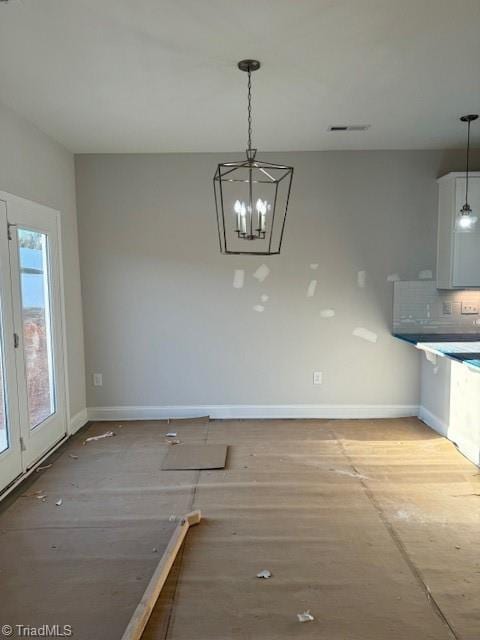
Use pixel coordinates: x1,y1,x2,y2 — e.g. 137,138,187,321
213,60,294,255
457,114,478,231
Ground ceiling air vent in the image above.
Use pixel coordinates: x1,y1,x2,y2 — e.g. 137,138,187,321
328,125,371,132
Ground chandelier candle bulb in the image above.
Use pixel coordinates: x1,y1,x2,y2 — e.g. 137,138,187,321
234,200,242,231
256,199,267,234
241,206,247,234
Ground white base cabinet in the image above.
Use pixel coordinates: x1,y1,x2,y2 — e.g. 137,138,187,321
419,354,480,466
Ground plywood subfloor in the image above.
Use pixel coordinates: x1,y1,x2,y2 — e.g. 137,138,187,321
1,418,479,640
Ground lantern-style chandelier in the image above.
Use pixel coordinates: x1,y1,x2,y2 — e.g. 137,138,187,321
213,60,294,255
457,114,478,231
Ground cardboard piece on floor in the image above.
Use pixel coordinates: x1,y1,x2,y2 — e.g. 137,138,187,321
162,444,227,470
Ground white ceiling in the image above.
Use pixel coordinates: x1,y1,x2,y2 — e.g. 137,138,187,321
0,0,479,153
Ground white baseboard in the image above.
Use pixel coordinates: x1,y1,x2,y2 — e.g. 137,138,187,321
69,408,89,434
87,404,419,422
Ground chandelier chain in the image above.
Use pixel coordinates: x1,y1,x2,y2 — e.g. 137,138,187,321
247,68,252,151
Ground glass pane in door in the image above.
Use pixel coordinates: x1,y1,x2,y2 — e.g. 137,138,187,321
0,304,8,454
17,229,56,429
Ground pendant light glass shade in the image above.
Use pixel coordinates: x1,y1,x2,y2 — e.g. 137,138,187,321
457,202,477,231
456,114,478,232
213,60,294,255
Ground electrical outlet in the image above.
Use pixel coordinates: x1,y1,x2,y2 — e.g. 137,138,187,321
461,302,479,315
313,371,322,385
93,373,103,387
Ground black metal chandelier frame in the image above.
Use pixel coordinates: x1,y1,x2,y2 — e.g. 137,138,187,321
213,59,294,255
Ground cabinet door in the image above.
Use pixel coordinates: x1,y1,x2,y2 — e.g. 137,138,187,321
453,177,480,287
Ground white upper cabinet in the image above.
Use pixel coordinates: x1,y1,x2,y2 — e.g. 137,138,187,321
437,172,480,289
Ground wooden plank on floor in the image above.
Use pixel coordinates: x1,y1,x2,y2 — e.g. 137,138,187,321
121,511,201,640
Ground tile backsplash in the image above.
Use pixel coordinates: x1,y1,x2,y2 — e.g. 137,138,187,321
393,281,480,333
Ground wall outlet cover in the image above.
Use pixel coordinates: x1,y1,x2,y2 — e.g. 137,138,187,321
93,373,103,387
461,302,479,315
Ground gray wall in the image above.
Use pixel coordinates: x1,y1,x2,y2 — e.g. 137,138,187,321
75,150,479,412
0,101,86,420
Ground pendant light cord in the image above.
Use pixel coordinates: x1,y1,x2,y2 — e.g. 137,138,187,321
247,68,253,151
465,119,471,205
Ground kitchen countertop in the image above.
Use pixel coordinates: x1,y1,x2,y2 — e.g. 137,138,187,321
394,333,480,369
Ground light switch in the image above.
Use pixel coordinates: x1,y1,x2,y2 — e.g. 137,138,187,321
442,301,452,316
313,371,322,385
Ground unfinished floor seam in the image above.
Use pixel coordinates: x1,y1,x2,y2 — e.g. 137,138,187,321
335,436,460,640
163,419,211,640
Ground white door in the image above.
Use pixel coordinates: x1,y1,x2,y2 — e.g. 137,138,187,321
0,201,23,490
3,194,67,478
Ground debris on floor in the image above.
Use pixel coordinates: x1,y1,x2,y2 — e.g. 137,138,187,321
69,454,79,460
55,499,63,507
83,431,116,444
297,611,315,623
329,468,369,480
35,464,52,472
166,432,177,437
166,439,181,445
21,489,45,499
256,569,272,579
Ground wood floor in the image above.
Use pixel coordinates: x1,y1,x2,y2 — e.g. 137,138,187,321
1,418,479,639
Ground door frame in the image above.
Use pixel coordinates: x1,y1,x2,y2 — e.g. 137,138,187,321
0,200,23,489
0,191,71,487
